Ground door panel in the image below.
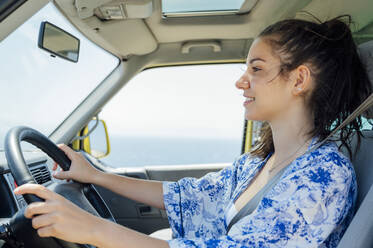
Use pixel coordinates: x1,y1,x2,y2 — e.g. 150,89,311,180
88,154,227,234
94,185,170,234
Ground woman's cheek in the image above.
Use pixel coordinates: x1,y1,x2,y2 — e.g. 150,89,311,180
249,76,262,86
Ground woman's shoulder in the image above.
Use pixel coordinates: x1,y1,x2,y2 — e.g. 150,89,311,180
266,141,356,206
308,141,353,170
286,141,355,185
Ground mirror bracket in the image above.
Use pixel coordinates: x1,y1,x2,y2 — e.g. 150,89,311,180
71,114,100,142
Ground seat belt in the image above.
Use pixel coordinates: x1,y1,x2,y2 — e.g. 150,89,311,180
227,165,288,232
226,93,373,233
311,93,373,151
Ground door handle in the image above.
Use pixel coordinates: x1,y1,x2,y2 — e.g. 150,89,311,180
136,204,161,217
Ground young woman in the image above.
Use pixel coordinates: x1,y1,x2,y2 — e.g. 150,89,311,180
14,16,372,247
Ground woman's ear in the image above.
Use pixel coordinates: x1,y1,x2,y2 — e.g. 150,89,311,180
291,65,312,96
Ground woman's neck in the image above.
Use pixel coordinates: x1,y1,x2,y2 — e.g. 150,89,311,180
268,107,314,168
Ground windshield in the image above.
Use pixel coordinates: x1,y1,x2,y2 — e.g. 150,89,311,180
0,3,119,149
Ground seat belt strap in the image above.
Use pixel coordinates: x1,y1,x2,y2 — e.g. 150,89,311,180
311,93,373,151
226,165,288,233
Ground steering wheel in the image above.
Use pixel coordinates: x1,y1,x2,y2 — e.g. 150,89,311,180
4,126,115,248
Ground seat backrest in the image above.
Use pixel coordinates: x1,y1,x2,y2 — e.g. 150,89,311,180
337,40,373,248
340,130,373,207
337,130,373,248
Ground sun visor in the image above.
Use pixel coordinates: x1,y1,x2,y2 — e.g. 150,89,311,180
55,0,157,56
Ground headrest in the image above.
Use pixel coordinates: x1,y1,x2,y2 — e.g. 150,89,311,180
358,40,373,118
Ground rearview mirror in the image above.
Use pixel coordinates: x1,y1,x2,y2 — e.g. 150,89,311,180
38,21,80,62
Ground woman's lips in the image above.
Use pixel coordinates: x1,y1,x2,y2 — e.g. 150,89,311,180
244,97,255,106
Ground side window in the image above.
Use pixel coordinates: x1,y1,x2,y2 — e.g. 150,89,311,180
100,64,245,167
362,117,373,129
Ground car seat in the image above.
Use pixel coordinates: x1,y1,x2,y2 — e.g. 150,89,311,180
336,40,373,248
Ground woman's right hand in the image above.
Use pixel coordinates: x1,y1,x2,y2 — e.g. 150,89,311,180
52,144,101,184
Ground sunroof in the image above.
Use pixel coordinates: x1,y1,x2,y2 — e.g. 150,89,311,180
162,0,246,17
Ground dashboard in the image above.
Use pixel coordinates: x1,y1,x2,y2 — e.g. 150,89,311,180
3,161,51,208
0,153,52,218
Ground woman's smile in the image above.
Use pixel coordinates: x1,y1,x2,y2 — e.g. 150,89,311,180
243,96,255,106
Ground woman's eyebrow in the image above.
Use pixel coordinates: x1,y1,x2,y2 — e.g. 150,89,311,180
248,58,266,64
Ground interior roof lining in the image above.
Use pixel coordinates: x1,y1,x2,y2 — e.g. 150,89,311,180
52,0,373,58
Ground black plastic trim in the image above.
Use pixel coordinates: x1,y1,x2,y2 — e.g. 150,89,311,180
0,0,27,23
241,119,248,154
0,176,17,217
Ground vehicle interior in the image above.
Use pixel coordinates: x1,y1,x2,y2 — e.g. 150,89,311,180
0,0,373,247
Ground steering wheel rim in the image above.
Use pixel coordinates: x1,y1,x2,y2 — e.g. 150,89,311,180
4,126,115,248
5,126,71,203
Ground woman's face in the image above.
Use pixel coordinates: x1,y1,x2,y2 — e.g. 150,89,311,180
236,37,295,122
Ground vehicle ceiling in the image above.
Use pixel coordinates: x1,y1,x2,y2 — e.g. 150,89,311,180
2,0,373,65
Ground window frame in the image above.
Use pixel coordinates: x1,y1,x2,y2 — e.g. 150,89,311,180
0,0,27,22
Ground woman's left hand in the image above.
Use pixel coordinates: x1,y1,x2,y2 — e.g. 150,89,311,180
14,183,103,245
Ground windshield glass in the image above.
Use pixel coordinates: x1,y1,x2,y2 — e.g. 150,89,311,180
0,3,119,149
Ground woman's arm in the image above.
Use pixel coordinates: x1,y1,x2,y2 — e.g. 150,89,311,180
54,144,165,210
93,217,168,248
14,184,168,248
92,171,165,210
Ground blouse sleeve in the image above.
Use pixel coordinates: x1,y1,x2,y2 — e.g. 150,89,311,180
165,152,357,248
162,154,247,239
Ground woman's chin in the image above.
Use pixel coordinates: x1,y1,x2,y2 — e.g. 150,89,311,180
245,111,261,121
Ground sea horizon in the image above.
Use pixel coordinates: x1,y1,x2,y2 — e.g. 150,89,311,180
99,135,243,168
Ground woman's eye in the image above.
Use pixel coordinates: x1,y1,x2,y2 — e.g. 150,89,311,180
252,67,261,72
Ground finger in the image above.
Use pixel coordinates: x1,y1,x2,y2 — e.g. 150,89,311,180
32,212,59,229
25,201,57,218
52,162,58,171
57,144,75,160
37,224,58,238
14,184,58,201
52,170,71,180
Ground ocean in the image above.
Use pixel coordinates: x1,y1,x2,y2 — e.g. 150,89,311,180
99,135,243,168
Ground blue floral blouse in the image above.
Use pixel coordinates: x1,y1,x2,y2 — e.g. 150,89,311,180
163,140,356,247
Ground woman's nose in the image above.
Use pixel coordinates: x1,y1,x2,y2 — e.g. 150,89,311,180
235,74,250,89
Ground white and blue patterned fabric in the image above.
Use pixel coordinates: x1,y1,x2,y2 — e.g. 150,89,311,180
163,139,357,247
